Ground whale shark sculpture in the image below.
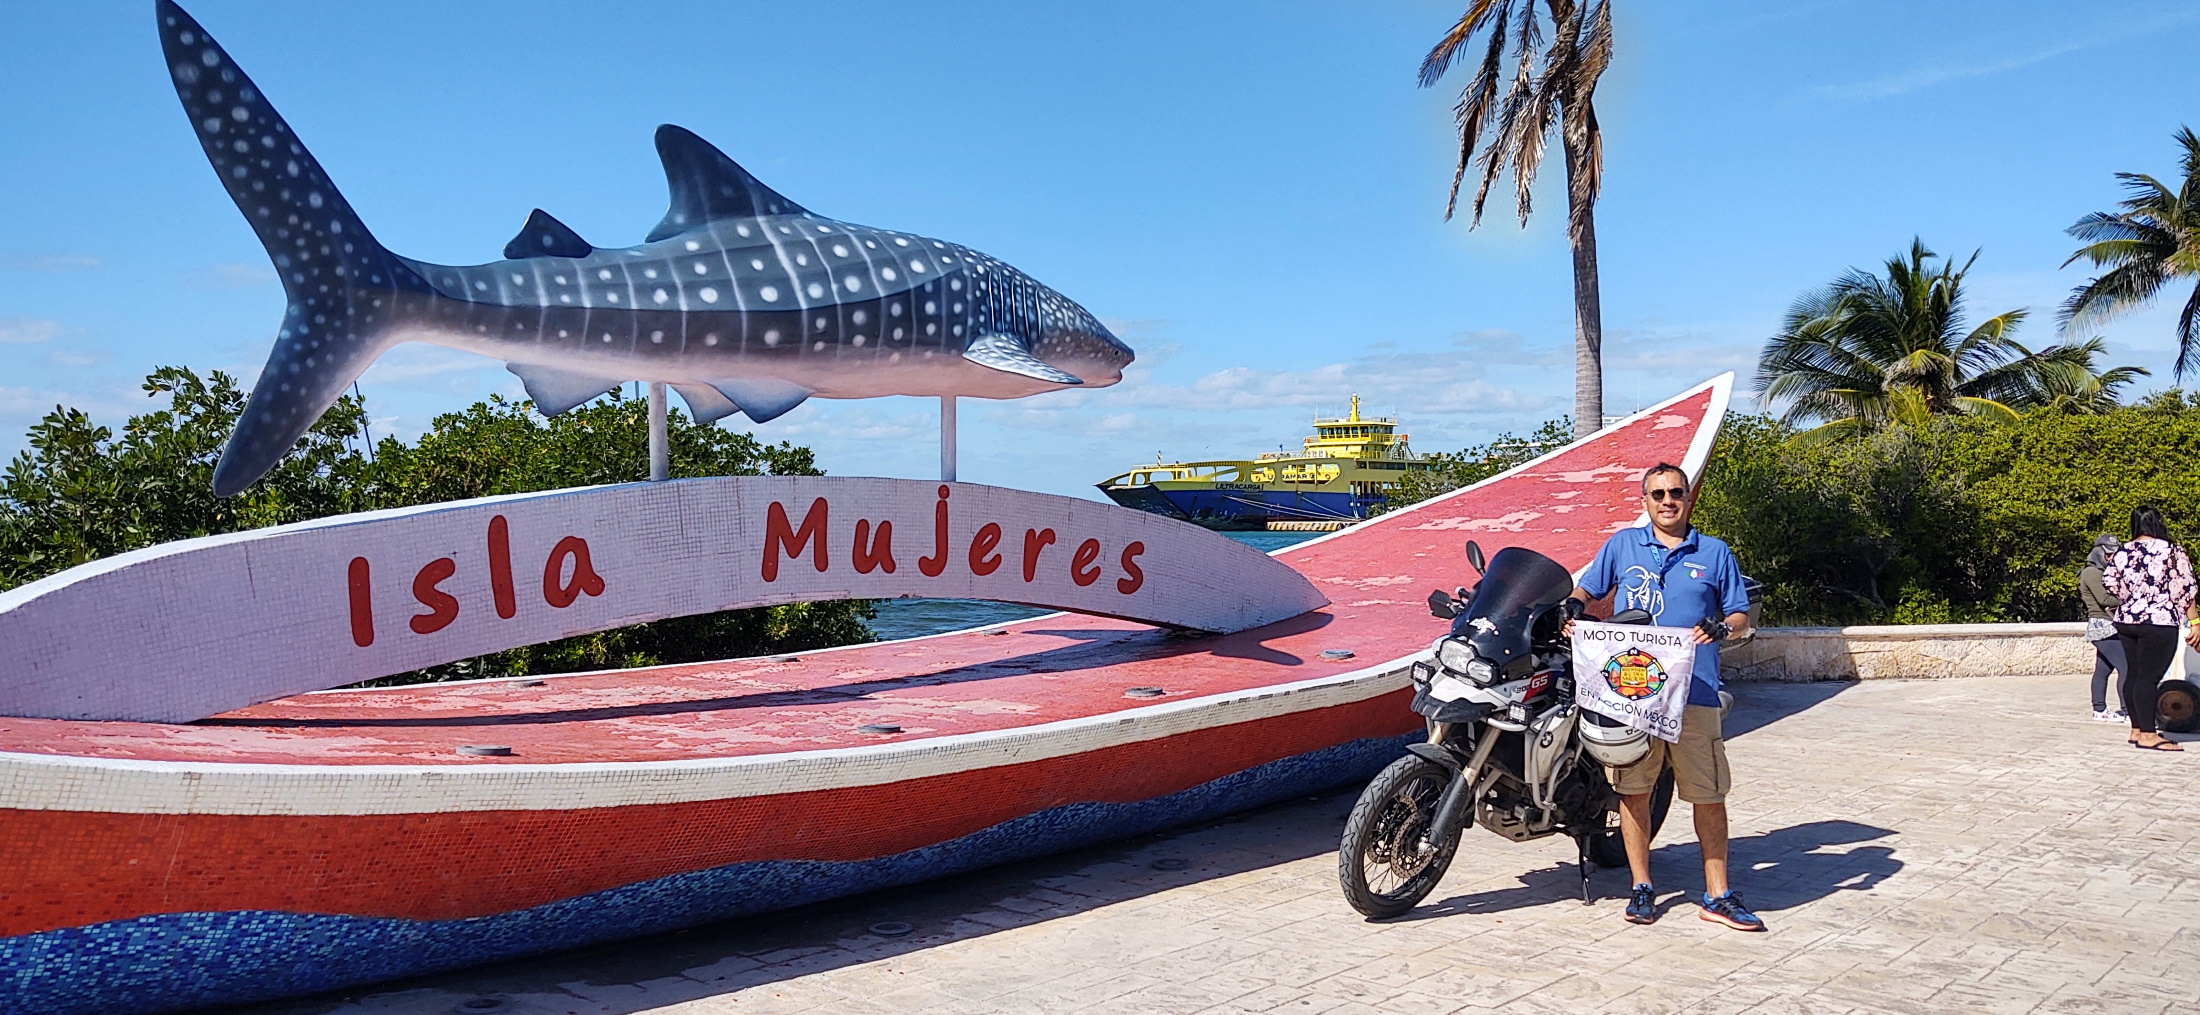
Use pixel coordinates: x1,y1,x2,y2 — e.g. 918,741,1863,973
154,1,1134,496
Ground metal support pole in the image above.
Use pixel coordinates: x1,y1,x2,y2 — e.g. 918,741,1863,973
940,395,957,483
647,381,669,482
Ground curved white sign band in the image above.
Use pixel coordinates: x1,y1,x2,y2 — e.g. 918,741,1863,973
0,478,1328,723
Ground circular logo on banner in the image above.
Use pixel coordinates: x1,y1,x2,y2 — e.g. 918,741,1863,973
1601,647,1666,699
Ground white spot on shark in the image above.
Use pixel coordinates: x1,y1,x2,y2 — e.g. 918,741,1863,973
693,262,709,274
764,330,781,346
760,286,779,302
653,289,668,304
685,240,701,251
806,283,825,299
699,287,719,303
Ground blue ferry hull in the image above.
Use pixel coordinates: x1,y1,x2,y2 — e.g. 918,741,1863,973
1102,486,1380,524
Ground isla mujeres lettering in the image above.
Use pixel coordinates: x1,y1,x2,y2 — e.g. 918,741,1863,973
345,514,604,648
762,486,1147,596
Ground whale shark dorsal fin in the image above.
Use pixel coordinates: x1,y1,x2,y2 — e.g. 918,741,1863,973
965,333,1083,385
711,378,812,423
672,383,740,425
507,363,622,416
646,125,812,242
503,209,594,260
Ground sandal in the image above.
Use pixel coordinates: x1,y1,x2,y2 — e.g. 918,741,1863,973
2134,738,2185,751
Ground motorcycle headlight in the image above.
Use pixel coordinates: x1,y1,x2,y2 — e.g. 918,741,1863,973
1436,638,1476,675
1467,658,1499,684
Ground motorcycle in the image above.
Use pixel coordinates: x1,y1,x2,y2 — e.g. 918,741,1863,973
1335,539,1676,919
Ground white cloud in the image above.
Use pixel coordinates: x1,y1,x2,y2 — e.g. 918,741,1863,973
0,318,59,344
2,254,100,272
184,261,277,288
42,348,110,368
1814,8,2200,101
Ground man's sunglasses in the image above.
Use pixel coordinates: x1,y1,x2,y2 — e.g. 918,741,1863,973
1645,487,1689,502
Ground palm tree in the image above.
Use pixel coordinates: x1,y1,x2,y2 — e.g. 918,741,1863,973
2060,127,2200,378
1420,0,1613,438
1756,240,2141,441
2027,337,2150,414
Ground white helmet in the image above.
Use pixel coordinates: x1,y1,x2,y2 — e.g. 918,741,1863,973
1578,707,1650,768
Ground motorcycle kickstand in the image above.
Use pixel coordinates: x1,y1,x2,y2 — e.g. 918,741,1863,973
1576,836,1593,905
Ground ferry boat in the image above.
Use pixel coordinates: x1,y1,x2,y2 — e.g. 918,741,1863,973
1097,396,1435,528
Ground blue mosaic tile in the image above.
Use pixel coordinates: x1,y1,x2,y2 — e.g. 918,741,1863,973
0,734,1412,1015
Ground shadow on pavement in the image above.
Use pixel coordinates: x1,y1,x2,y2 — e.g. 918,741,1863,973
1409,818,1901,921
232,683,1868,1013
1722,678,1858,739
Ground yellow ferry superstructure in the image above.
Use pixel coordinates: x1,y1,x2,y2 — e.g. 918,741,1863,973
1096,395,1435,528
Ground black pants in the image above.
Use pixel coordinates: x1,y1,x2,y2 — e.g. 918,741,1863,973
2114,623,2178,734
2092,637,2128,713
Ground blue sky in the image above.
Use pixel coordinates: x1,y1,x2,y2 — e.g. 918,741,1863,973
2,1,2196,498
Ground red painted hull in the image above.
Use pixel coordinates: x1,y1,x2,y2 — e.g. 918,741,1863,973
0,377,1730,1013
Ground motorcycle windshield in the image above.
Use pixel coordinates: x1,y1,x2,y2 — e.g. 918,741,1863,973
1451,547,1574,659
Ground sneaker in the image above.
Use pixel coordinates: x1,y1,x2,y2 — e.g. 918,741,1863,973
1700,890,1766,931
1625,883,1657,924
2094,709,2128,723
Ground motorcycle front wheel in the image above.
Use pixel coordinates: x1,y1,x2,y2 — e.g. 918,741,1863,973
1586,765,1676,868
1337,753,1460,918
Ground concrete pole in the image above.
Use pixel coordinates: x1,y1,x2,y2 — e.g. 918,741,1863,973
940,395,957,483
648,381,669,482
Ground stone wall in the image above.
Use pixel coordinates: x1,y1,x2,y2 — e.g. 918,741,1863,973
1719,623,2094,682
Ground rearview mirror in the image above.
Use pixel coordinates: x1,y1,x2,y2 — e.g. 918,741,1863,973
1426,589,1459,619
1608,608,1653,625
1464,540,1486,575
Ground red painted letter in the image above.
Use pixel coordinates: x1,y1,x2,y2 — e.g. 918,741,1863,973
543,536,606,608
1022,527,1057,582
969,522,1003,576
918,485,951,577
488,515,517,619
1117,541,1146,595
347,556,374,647
853,519,897,574
410,557,461,634
1071,538,1103,587
762,498,829,581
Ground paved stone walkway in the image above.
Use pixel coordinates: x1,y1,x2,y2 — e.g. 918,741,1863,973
249,674,2200,1015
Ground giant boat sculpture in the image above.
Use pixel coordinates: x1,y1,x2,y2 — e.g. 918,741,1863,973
0,4,1738,1012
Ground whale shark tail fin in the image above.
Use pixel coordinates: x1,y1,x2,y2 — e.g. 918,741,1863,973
157,1,423,496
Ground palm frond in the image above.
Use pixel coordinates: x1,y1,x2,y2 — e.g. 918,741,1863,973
1439,1,1511,221
2060,261,2171,332
2178,281,2200,380
1417,0,1507,87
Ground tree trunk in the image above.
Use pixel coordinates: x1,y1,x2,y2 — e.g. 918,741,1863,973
1563,138,1604,439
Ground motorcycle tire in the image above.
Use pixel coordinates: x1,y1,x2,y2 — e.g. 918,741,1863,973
1337,753,1460,918
2159,679,2200,734
1586,766,1676,869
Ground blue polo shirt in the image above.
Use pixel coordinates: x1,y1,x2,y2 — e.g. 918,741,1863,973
1578,525,1750,707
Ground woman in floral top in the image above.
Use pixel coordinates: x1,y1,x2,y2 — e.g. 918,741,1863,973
2102,505,2199,751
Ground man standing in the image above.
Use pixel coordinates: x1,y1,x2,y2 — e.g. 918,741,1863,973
1563,463,1760,931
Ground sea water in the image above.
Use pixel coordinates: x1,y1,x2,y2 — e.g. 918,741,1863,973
865,529,1322,641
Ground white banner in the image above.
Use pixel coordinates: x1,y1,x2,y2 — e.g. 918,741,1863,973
1571,619,1697,743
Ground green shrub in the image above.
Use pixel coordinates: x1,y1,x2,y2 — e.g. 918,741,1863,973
1398,400,2200,626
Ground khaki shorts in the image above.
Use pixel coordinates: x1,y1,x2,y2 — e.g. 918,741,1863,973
1609,704,1730,804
